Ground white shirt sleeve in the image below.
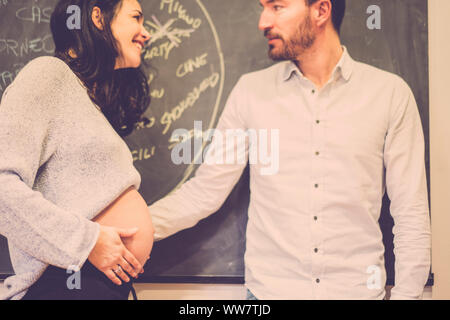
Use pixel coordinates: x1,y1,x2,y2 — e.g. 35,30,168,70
149,78,249,240
384,77,431,300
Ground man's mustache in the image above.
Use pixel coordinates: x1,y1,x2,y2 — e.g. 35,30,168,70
264,30,283,40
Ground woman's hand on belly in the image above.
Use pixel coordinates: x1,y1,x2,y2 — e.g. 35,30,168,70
94,186,155,268
88,225,143,285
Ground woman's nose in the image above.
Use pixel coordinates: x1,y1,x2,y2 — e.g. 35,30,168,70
142,26,151,43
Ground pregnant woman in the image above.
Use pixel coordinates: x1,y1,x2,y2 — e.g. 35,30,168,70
0,0,154,299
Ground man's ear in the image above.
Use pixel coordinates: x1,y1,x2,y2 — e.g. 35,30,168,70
92,6,104,30
312,0,332,30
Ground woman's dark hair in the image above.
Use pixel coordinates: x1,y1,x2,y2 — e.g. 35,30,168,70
307,0,346,35
50,0,151,137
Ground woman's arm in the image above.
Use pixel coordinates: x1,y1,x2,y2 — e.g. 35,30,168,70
0,76,99,270
0,60,143,283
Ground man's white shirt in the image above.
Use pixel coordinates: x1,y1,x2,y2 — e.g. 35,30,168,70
149,48,431,300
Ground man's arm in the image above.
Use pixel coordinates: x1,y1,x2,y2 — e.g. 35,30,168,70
149,78,249,240
384,77,431,300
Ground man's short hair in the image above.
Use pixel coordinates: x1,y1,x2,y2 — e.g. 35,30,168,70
306,0,346,35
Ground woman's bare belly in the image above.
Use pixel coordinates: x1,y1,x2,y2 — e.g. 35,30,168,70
93,186,154,266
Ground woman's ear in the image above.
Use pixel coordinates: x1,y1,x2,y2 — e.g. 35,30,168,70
92,6,104,30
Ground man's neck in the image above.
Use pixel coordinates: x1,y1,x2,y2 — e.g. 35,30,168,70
294,32,343,90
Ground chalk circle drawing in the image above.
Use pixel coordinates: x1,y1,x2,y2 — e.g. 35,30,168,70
124,0,225,204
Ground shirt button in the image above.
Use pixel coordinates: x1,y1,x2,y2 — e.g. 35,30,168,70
312,89,316,94
316,278,320,283
314,216,318,221
314,184,319,188
314,248,319,253
315,151,320,156
316,120,320,124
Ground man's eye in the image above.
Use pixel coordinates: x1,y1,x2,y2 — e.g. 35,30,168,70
273,5,283,11
133,15,141,21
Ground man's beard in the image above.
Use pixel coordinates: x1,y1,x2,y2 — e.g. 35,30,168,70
267,14,316,61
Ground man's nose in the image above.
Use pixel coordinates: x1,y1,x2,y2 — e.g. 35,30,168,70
258,10,273,31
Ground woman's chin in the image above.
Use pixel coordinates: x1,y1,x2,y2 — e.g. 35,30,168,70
126,58,141,69
114,57,141,69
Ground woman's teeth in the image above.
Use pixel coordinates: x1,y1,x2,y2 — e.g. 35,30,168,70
133,41,142,50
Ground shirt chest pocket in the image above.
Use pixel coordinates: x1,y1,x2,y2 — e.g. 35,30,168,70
327,123,386,156
322,115,388,190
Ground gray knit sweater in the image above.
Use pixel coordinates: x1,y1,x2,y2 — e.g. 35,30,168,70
0,56,141,300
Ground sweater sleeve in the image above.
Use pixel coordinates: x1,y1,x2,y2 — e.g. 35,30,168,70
0,57,99,270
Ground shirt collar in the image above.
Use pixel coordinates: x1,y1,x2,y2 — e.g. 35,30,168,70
280,46,354,83
335,46,354,82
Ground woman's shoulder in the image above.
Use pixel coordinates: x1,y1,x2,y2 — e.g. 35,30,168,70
21,56,71,73
14,56,77,88
2,56,82,118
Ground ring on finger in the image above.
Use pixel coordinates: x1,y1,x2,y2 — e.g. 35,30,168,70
113,265,122,273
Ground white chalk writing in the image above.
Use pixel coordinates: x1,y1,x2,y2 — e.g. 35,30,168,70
0,35,54,57
132,146,156,162
160,72,220,135
176,53,208,78
160,0,202,29
16,5,52,23
0,63,24,93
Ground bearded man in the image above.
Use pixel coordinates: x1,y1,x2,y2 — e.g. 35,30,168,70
149,0,431,300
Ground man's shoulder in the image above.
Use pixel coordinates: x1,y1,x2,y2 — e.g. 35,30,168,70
244,62,286,77
353,59,409,90
351,59,417,114
237,62,288,87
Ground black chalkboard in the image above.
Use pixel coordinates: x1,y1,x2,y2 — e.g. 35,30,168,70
0,0,432,287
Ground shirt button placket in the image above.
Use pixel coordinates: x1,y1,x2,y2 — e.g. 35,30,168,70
311,91,324,298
